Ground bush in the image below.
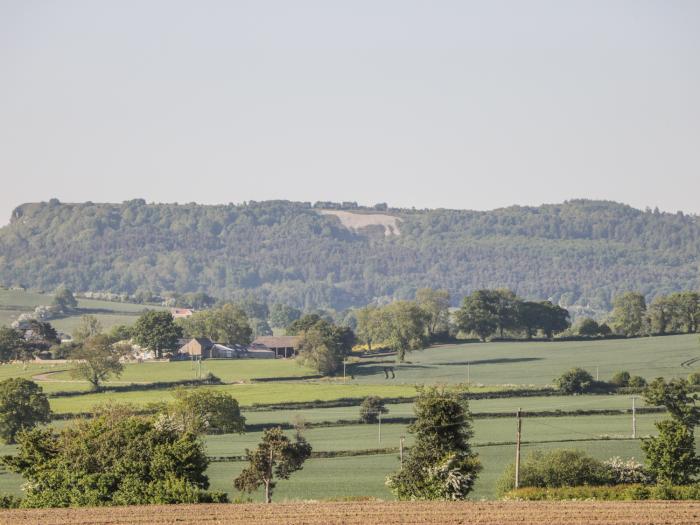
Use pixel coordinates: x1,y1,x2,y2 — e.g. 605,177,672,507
603,456,651,484
496,449,611,496
0,494,22,508
555,368,595,394
504,483,700,501
628,375,647,388
359,396,389,424
576,318,600,337
687,372,700,386
610,371,631,387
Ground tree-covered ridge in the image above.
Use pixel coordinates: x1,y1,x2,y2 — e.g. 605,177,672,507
1,199,698,313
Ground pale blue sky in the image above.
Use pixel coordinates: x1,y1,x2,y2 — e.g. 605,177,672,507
1,0,699,224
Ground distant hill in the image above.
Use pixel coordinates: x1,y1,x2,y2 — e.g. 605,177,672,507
1,199,698,315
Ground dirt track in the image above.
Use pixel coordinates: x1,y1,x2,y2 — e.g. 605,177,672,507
2,501,700,525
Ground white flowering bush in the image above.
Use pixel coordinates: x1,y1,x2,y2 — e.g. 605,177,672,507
604,456,651,484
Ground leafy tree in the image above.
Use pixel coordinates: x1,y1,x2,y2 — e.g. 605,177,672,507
132,311,182,358
108,324,133,342
52,286,77,311
598,322,612,336
371,301,428,362
241,297,269,322
70,335,126,391
269,304,301,330
642,419,699,485
0,378,50,444
455,291,498,341
610,371,631,387
359,396,389,424
491,289,521,338
555,368,594,394
610,292,647,336
72,314,103,343
161,389,246,435
648,296,674,335
386,387,481,500
641,378,700,484
178,304,252,345
234,426,312,503
286,314,324,335
0,326,26,362
296,319,355,375
688,372,700,386
23,320,60,349
643,378,700,427
668,292,700,333
355,306,382,351
2,405,223,507
629,375,648,388
576,317,601,337
415,288,451,339
251,318,273,338
537,301,570,339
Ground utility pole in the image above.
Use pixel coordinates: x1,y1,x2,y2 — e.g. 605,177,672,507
400,435,405,468
596,366,599,381
343,360,347,383
378,412,382,446
198,358,202,381
632,396,637,439
515,408,522,489
467,362,470,383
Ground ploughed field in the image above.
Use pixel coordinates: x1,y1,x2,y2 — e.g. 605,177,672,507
3,501,700,525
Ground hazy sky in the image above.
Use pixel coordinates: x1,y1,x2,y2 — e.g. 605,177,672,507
1,1,699,225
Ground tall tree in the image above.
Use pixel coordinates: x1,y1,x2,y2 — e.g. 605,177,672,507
162,389,246,435
72,314,103,343
52,286,78,312
491,289,521,338
178,304,252,345
371,302,428,362
415,288,451,339
648,296,674,335
0,378,50,444
610,292,647,336
132,310,183,358
387,387,481,500
668,292,700,333
268,304,302,330
454,291,499,341
538,301,570,339
234,426,312,503
0,326,26,362
70,335,126,391
296,318,355,375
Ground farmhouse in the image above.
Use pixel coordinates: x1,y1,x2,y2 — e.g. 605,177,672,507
177,338,276,359
178,337,214,358
251,335,301,358
170,307,194,319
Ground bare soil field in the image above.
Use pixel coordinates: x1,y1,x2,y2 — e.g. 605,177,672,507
2,501,699,525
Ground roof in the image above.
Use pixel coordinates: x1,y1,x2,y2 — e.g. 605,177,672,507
252,335,301,349
188,337,215,349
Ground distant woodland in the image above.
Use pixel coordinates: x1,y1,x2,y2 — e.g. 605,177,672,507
1,199,698,315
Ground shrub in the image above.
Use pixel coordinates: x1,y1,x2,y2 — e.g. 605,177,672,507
504,483,700,501
603,456,651,484
0,494,22,508
496,449,611,496
610,371,631,387
576,318,600,337
555,368,594,394
688,372,700,386
359,396,389,424
628,375,647,388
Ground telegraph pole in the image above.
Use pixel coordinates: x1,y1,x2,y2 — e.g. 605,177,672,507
400,436,405,468
632,396,637,439
378,412,382,446
596,366,599,381
515,408,522,489
467,362,470,383
343,360,346,383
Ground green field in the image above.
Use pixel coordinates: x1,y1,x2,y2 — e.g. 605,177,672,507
0,288,163,334
350,334,700,386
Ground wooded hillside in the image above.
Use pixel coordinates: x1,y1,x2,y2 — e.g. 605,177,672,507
1,199,698,313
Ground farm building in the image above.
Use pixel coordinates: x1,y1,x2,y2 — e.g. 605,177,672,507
170,308,194,319
251,335,301,358
177,338,276,359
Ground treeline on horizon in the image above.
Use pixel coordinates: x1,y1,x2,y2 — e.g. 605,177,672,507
1,198,699,314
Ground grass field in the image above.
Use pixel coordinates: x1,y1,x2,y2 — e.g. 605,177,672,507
0,288,163,334
350,334,700,386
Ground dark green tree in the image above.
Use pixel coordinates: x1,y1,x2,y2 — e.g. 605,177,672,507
415,288,451,339
72,314,103,343
610,292,647,336
132,310,182,358
0,326,26,362
576,317,601,337
269,304,302,330
296,319,355,375
0,378,50,444
52,286,78,311
555,368,594,394
163,389,246,435
386,387,481,500
178,304,252,345
455,291,498,341
359,396,389,424
3,405,222,507
234,426,312,503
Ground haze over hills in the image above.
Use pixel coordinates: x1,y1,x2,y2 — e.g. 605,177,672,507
0,199,698,316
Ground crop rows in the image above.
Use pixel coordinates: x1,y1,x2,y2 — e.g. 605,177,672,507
3,501,700,525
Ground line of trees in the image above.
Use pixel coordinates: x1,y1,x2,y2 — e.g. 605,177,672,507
608,291,700,337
